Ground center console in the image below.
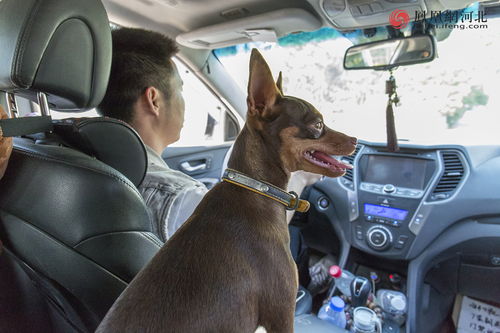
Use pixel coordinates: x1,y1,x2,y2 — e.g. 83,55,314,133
304,141,478,333
340,146,439,258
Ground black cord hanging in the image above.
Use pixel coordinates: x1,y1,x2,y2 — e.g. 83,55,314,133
385,69,400,152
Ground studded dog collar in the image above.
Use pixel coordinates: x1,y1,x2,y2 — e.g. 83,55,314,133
222,168,310,213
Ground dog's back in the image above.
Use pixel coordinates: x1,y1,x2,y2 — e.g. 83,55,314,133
97,184,296,332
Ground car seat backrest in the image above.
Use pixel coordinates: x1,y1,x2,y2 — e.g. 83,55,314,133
0,0,162,331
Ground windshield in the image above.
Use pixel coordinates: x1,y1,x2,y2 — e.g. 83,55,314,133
215,9,500,145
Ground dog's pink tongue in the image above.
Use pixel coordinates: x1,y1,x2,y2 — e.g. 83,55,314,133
312,151,353,169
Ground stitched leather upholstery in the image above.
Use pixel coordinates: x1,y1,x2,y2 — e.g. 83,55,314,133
0,0,111,110
0,0,162,331
52,117,148,187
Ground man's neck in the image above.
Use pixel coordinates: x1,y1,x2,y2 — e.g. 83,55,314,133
143,140,165,156
131,122,169,156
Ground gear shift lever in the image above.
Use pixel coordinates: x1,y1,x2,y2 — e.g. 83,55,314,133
350,276,371,308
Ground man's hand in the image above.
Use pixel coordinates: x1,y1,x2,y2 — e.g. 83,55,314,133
0,106,13,180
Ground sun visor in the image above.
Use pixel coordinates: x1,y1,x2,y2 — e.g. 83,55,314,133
176,8,321,49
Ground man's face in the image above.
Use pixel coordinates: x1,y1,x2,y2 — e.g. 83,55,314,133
160,61,185,143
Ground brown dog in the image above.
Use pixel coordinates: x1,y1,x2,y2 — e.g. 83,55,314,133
97,49,356,333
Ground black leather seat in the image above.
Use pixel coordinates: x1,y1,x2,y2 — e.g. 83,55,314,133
0,0,162,331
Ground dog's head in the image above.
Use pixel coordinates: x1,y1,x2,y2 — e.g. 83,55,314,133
246,49,357,178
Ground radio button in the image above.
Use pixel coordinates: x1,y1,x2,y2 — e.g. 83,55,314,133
383,184,396,193
365,215,374,222
356,226,364,240
391,220,401,227
394,235,409,249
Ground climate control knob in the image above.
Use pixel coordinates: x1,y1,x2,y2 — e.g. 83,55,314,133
366,226,393,251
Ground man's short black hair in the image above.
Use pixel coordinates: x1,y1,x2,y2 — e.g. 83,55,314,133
98,28,179,123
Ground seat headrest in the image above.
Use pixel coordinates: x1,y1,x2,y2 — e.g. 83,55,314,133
52,118,147,187
0,0,111,111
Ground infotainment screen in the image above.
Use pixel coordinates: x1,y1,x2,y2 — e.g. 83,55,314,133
363,155,429,189
364,203,408,220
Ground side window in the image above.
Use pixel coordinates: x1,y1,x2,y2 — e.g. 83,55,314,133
172,58,239,147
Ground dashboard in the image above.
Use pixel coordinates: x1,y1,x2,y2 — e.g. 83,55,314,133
305,140,500,332
310,141,500,261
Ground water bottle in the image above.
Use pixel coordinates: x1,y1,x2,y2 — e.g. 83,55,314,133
318,296,347,328
329,265,355,297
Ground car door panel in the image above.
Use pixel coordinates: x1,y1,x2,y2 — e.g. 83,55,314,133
162,143,232,188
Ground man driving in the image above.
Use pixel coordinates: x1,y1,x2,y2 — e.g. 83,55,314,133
98,28,207,241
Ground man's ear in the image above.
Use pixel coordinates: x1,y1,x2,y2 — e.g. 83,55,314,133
276,71,283,95
247,49,282,119
144,86,161,117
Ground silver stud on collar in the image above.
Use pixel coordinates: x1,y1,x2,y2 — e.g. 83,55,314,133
260,185,269,192
228,172,235,179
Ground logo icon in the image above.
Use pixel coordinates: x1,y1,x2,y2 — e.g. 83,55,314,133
389,9,410,29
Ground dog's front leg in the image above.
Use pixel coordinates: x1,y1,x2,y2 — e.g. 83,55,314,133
259,275,297,333
262,303,295,333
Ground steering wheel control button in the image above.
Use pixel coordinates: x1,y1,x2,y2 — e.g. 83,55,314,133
383,184,396,193
318,197,330,209
366,226,393,250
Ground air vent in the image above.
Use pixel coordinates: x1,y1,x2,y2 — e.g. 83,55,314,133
342,145,362,182
431,151,465,200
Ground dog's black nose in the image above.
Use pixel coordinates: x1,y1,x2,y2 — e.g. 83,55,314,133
350,137,358,146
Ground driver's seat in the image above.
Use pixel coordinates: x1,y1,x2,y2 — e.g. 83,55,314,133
0,0,161,331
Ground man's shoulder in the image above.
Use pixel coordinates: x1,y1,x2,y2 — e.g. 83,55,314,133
140,166,207,193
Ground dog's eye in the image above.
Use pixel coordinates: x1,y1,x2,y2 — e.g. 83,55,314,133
314,121,323,131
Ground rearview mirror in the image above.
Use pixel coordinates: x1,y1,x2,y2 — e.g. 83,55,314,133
344,35,436,70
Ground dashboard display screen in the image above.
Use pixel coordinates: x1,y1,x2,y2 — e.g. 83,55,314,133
364,155,429,189
364,204,408,220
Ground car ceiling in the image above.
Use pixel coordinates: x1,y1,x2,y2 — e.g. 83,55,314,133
103,0,312,34
103,0,478,40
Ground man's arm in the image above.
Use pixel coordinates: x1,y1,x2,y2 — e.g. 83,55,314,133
165,185,208,240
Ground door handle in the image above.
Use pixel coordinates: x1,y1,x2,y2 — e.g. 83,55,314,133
180,161,207,172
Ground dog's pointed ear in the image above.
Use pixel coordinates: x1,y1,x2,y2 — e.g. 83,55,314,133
247,49,282,119
276,71,283,95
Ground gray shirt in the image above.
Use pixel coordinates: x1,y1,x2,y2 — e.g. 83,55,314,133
138,145,208,242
